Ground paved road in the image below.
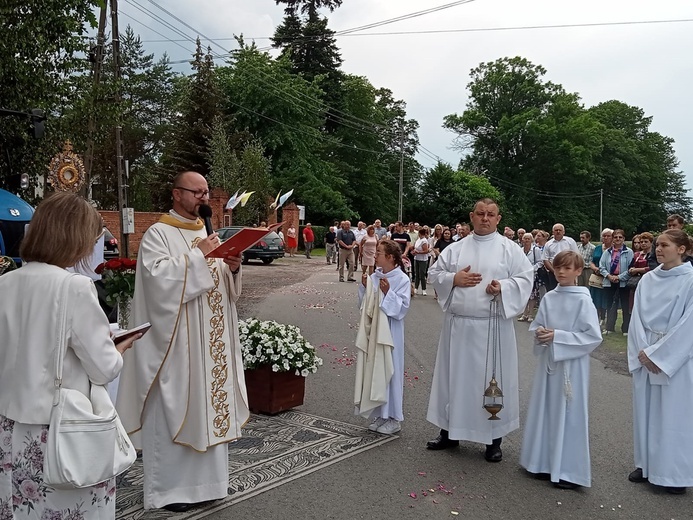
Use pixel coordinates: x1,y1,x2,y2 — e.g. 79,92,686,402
215,261,691,520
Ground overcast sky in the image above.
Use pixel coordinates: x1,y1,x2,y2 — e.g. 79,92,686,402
122,0,693,193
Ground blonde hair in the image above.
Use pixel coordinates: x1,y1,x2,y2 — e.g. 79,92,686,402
553,250,583,270
21,192,102,268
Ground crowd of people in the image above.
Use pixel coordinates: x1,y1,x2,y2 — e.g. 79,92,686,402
1,179,692,519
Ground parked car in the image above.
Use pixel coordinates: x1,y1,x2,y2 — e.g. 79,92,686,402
103,227,119,259
216,226,285,264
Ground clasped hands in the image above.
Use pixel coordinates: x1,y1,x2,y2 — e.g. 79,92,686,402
453,265,500,296
535,326,554,344
638,350,662,374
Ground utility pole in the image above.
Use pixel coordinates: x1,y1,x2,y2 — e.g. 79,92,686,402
82,6,107,198
398,128,404,222
110,0,129,257
599,188,603,234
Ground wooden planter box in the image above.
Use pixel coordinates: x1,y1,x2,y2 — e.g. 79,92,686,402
244,364,305,415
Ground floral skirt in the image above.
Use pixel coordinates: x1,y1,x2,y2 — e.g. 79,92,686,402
0,414,115,520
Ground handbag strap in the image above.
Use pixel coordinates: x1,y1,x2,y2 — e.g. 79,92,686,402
53,273,77,405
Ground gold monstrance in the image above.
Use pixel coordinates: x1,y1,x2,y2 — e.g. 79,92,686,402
48,140,86,192
483,295,504,420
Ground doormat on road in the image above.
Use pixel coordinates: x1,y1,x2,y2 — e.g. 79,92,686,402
115,410,397,519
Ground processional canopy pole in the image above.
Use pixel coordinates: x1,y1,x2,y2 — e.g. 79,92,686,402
483,295,504,420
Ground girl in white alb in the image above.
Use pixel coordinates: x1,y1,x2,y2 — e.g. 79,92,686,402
354,239,411,435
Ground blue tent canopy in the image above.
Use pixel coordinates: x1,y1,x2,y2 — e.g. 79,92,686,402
0,188,34,262
0,188,33,221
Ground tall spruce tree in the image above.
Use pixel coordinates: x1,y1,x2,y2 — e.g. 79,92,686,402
272,0,344,133
153,40,222,209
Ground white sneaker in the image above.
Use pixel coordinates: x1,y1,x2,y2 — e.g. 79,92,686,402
368,418,386,432
376,419,401,435
415,289,421,295
422,290,427,296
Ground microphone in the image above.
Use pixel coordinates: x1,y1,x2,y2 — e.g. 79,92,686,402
198,204,214,236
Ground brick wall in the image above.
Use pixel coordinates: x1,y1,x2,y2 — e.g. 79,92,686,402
100,211,162,257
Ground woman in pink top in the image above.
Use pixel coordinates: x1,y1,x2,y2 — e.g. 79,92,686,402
360,225,378,275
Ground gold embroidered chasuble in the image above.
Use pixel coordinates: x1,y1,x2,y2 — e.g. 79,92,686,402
116,212,249,451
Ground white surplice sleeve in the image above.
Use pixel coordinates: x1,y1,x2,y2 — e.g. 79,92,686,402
497,244,534,320
551,297,602,362
642,293,693,378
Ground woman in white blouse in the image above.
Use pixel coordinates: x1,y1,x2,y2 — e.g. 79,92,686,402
0,193,140,519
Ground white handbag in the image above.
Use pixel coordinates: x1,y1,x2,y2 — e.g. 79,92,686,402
43,274,136,489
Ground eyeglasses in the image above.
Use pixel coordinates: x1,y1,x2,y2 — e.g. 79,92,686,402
613,235,624,239
175,186,210,199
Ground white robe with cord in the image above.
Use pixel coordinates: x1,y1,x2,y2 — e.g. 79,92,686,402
116,211,249,509
628,262,693,487
427,232,533,443
521,286,602,487
355,267,411,421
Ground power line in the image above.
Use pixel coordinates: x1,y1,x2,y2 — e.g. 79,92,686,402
145,18,693,44
164,1,476,63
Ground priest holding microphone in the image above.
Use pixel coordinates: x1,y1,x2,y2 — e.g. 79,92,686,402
117,171,249,512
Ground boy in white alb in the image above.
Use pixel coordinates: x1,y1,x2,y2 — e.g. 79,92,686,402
521,250,602,489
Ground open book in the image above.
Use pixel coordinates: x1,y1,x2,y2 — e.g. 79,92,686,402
205,222,285,259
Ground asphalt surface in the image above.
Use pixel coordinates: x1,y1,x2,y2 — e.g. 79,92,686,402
213,259,692,520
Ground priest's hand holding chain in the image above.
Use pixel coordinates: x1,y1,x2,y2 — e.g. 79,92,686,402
453,265,482,288
485,279,501,296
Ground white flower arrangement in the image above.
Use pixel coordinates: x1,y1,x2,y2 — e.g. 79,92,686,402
239,318,323,377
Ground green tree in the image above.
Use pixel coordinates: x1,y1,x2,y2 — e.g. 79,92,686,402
375,88,423,223
417,162,502,226
152,40,222,210
207,116,272,225
442,56,691,234
588,100,691,232
64,26,178,210
272,0,344,133
0,0,99,195
217,42,349,223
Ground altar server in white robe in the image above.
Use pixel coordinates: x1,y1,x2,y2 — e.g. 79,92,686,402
426,198,533,462
521,250,602,489
354,239,411,435
117,171,249,512
627,229,693,495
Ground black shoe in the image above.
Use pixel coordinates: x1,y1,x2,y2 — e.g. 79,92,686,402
426,430,459,450
665,486,686,495
628,468,648,483
554,480,580,490
484,445,502,462
347,278,356,282
162,503,193,512
484,438,502,462
529,472,551,481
